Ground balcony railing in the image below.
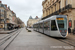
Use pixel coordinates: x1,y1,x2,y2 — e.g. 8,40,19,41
0,21,4,24
42,4,72,20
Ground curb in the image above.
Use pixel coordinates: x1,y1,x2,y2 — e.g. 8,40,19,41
8,29,18,34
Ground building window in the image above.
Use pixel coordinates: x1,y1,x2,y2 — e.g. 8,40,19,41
46,4,47,7
49,9,51,13
1,14,4,17
46,10,47,16
55,4,56,11
65,0,67,6
48,2,49,5
0,4,1,7
51,7,53,13
1,9,4,12
49,9,50,14
59,1,61,9
43,11,44,14
0,25,3,28
1,19,4,22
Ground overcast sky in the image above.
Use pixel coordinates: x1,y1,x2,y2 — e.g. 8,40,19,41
2,0,44,25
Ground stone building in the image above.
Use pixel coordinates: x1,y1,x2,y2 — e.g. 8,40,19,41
17,17,25,28
0,1,25,30
42,0,75,32
0,1,7,30
27,16,40,28
21,22,25,28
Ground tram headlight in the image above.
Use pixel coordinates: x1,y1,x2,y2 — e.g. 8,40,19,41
65,30,67,32
60,30,62,32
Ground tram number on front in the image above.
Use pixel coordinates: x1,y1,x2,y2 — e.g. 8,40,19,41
56,18,64,20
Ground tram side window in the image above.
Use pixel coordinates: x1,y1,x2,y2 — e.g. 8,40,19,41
36,25,37,28
39,23,43,29
35,24,37,28
44,21,50,30
36,24,37,28
51,20,57,30
39,24,41,28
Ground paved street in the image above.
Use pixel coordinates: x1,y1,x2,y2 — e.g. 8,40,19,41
0,34,9,40
5,28,75,50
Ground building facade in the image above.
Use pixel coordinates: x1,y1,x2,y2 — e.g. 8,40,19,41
27,16,40,28
17,17,25,28
0,1,25,30
0,1,7,30
42,0,75,32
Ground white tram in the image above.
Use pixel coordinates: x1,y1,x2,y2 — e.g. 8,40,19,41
33,15,68,38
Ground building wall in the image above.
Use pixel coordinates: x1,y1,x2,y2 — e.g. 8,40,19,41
16,17,24,27
42,0,75,32
0,1,24,30
27,19,40,27
62,9,75,32
6,10,13,23
42,0,75,18
0,6,7,29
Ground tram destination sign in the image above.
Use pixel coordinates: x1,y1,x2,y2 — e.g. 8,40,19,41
56,18,64,20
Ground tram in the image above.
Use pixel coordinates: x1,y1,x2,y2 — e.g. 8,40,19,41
33,15,68,38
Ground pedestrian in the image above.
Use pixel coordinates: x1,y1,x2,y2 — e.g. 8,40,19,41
8,26,11,30
73,28,75,35
68,27,71,34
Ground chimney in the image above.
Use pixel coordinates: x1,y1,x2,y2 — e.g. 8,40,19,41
0,1,2,3
12,11,14,14
36,16,38,18
5,4,7,8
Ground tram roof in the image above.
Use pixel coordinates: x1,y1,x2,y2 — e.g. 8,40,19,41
33,15,67,25
44,15,67,21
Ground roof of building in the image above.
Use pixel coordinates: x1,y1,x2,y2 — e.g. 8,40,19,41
35,16,39,19
29,16,33,19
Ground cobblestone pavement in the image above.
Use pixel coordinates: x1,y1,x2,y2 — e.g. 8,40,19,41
5,28,75,50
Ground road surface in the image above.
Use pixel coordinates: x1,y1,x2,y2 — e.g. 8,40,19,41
5,28,75,50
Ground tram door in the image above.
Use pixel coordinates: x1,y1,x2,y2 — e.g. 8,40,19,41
50,20,58,36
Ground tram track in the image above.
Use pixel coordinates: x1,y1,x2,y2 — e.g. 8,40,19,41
0,29,22,50
4,29,22,50
0,30,18,40
0,30,18,46
56,38,75,47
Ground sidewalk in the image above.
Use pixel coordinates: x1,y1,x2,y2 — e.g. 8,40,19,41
0,29,17,34
67,33,75,40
